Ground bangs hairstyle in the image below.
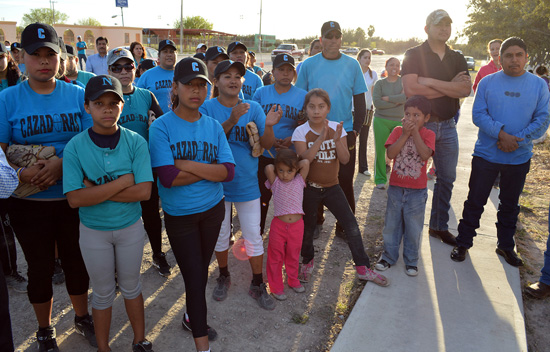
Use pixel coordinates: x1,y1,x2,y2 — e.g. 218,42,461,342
130,41,146,59
404,95,431,116
274,148,299,171
303,88,331,111
500,37,527,56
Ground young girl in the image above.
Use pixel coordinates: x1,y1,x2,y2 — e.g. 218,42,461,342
63,75,154,352
199,59,281,310
356,49,378,177
292,88,389,286
149,57,235,352
265,149,309,300
252,53,307,236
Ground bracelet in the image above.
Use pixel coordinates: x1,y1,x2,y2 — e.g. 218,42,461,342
16,167,25,182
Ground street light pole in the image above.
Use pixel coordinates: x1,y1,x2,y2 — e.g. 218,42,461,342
120,7,124,27
180,0,183,54
258,0,262,53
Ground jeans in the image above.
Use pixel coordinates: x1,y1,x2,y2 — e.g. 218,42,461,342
164,199,224,338
456,156,530,251
540,204,550,285
302,184,370,267
425,119,459,231
381,186,428,267
78,53,87,70
338,133,357,214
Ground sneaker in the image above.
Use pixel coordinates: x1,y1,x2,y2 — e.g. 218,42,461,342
291,285,305,293
132,339,154,352
355,266,390,287
427,167,436,180
36,326,59,352
152,252,171,277
5,271,27,293
52,258,65,285
374,259,391,271
362,170,372,177
248,283,275,310
405,265,418,277
376,183,386,190
181,313,218,341
298,259,314,283
212,275,231,301
74,314,97,347
271,292,287,301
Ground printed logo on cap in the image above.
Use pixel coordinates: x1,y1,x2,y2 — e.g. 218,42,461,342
38,28,45,39
217,47,222,53
102,76,113,86
192,62,199,72
284,55,289,61
330,22,335,28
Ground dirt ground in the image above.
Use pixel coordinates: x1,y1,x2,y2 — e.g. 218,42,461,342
515,138,550,352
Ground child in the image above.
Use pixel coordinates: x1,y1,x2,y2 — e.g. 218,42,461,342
199,59,281,311
63,75,154,352
264,149,309,300
292,88,389,286
149,57,235,352
375,95,435,277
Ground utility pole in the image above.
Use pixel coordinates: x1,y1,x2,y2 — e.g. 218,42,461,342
50,0,57,25
258,0,262,53
180,0,183,54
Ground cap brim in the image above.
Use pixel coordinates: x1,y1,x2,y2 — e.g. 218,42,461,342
24,42,60,55
322,28,342,37
177,74,211,85
160,44,177,51
274,61,295,69
207,53,229,61
217,61,246,76
87,89,124,102
230,43,247,52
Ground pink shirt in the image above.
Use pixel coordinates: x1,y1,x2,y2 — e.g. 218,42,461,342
473,60,501,92
265,174,306,217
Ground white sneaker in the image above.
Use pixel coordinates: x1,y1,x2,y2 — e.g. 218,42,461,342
362,170,372,177
376,184,386,190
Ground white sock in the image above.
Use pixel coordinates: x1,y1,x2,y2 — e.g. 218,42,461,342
198,349,210,352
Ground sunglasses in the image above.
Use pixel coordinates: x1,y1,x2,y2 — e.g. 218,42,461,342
110,63,135,73
324,33,342,40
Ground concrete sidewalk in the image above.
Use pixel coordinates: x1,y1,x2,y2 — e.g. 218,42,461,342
332,97,527,352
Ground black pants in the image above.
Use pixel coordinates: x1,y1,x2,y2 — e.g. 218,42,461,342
0,260,14,352
141,174,164,254
338,133,357,215
358,110,374,173
164,199,225,338
9,198,89,303
258,156,274,236
0,199,17,275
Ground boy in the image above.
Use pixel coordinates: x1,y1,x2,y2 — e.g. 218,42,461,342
63,75,154,352
375,95,436,276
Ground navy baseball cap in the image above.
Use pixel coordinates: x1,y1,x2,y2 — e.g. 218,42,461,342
273,53,295,68
227,41,247,53
214,60,246,77
321,21,342,37
205,46,229,61
85,75,124,102
139,59,157,70
58,37,67,60
10,42,22,52
174,57,210,84
193,52,206,62
21,23,60,54
158,39,176,52
65,44,76,57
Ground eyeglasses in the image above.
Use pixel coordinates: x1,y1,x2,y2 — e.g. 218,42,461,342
110,63,135,73
324,33,342,40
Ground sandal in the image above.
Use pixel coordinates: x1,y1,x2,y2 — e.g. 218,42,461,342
356,266,390,287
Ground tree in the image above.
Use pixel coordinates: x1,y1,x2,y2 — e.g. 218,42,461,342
354,27,367,48
22,8,69,27
77,17,101,26
464,0,550,65
173,16,213,30
367,25,375,38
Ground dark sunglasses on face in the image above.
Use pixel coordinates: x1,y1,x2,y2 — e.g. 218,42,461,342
324,32,342,40
110,63,135,73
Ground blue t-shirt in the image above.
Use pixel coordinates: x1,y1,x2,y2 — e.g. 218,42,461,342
18,63,26,74
472,71,550,165
252,84,306,157
0,80,92,199
149,111,235,216
63,127,153,230
136,66,174,114
200,98,266,202
76,70,95,86
76,41,87,55
296,53,367,132
119,87,153,141
242,69,263,100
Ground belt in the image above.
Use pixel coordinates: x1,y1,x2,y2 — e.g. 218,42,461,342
307,181,324,188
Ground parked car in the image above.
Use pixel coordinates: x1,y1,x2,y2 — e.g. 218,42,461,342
465,56,475,70
342,47,359,55
371,48,385,55
271,43,304,62
121,46,159,62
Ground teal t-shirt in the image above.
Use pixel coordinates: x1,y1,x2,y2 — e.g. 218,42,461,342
63,127,153,230
76,70,95,87
119,87,153,141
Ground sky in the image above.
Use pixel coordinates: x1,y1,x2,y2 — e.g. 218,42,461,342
0,0,472,42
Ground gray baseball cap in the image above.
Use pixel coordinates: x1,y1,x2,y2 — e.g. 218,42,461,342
107,47,134,66
426,9,452,26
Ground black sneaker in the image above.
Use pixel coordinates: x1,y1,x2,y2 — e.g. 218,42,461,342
5,271,27,293
181,313,218,341
74,314,98,347
36,326,59,352
132,339,154,351
212,275,231,301
52,258,65,285
152,252,171,277
248,283,275,311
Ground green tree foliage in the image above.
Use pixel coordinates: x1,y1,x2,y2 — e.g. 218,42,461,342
173,16,213,30
367,25,375,38
464,0,550,65
77,17,101,26
22,8,69,27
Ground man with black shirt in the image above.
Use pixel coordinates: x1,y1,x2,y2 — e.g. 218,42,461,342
401,9,471,246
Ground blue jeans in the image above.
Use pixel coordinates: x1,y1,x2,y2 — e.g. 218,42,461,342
541,204,550,285
302,184,370,267
456,156,530,251
381,186,428,267
78,53,87,70
425,119,458,231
